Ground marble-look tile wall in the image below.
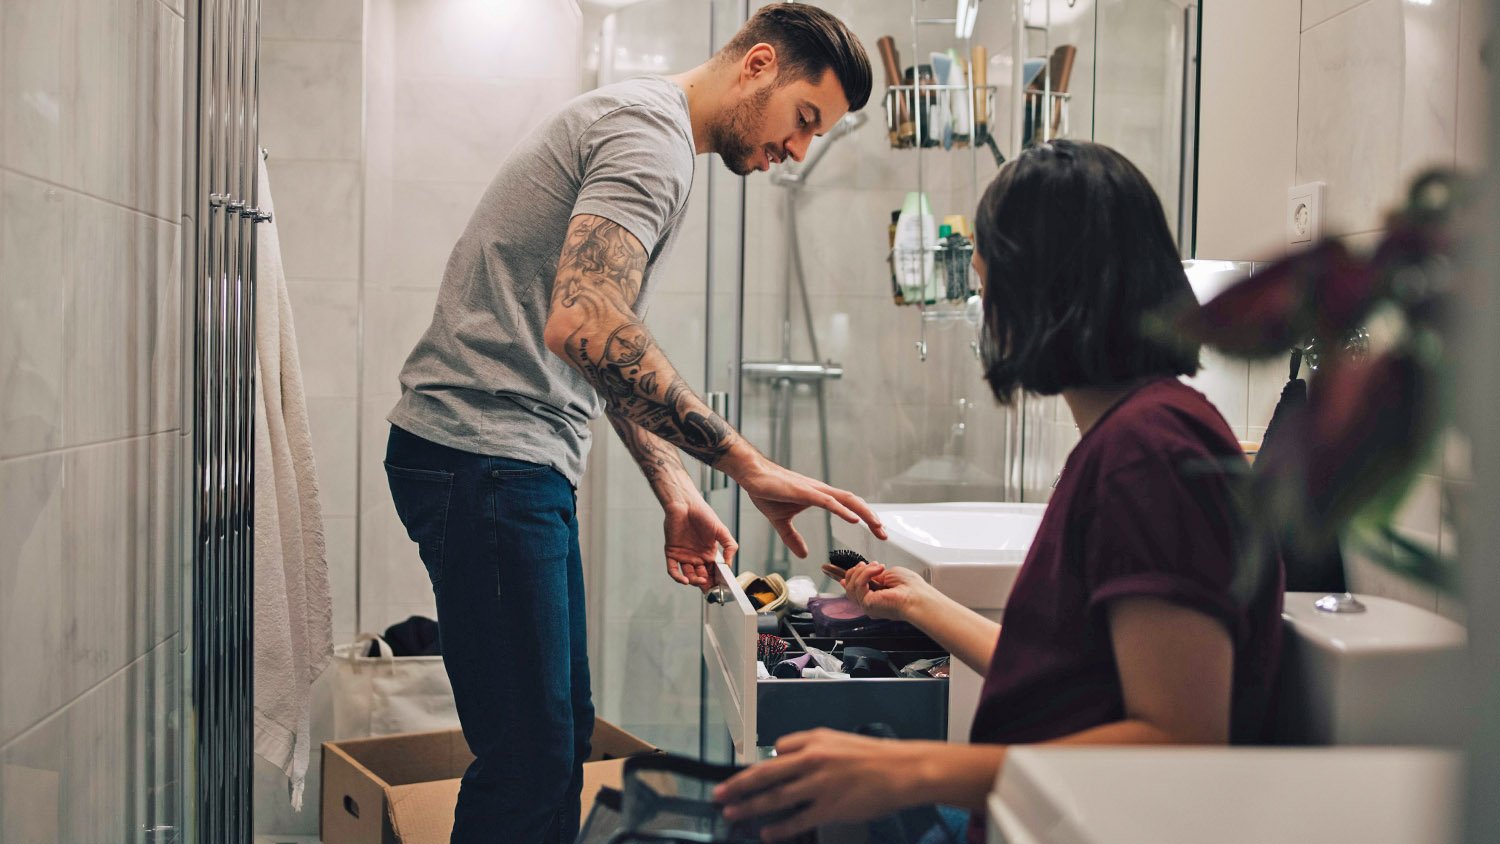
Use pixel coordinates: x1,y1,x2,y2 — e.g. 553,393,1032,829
1189,0,1488,620
252,0,587,833
359,0,584,632
253,0,364,834
0,0,186,839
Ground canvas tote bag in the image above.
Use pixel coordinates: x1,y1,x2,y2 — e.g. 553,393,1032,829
331,633,460,738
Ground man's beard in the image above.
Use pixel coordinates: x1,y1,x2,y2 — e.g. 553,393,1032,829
709,86,774,176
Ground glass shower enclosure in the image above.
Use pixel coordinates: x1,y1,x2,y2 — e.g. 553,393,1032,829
587,0,1198,760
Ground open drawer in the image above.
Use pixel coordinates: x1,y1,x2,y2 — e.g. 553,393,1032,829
702,562,949,763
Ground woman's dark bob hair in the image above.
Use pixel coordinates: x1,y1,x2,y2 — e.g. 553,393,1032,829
975,140,1199,403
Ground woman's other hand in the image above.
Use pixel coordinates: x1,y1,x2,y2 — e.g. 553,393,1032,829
713,728,932,841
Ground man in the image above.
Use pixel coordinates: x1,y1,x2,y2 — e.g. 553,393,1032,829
383,5,882,842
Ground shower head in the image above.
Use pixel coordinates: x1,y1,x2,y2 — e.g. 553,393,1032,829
772,111,868,187
828,110,869,139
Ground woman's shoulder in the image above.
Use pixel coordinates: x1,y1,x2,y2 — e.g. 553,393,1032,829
1077,378,1244,482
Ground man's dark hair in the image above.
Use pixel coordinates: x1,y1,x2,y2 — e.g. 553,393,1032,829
974,140,1200,403
718,3,872,112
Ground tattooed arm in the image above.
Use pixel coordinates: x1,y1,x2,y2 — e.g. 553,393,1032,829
543,214,746,465
543,214,887,561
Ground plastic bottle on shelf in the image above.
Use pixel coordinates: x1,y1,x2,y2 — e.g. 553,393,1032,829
894,192,937,303
946,49,970,147
943,225,974,301
888,209,905,304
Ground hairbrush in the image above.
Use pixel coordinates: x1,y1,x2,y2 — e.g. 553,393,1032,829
757,634,788,664
822,549,867,580
828,549,868,570
823,548,890,589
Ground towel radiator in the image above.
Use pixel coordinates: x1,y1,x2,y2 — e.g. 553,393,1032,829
188,0,268,839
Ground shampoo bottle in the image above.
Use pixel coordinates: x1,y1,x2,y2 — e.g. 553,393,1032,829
895,192,938,303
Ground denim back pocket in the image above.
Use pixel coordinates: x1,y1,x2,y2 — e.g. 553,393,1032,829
384,463,455,590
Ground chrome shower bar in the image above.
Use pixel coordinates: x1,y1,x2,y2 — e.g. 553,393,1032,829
191,0,265,839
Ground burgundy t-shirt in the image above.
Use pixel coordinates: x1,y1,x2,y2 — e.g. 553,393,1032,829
967,379,1284,835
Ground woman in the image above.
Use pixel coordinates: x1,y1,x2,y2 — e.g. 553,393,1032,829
714,140,1285,842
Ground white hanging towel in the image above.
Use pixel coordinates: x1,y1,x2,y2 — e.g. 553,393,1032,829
252,157,334,810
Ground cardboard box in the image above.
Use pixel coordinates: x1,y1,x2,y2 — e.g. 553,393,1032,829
321,720,656,844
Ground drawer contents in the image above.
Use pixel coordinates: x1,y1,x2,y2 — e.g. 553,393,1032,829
736,571,788,614
806,596,920,638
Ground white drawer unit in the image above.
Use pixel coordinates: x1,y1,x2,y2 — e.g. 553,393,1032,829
832,501,1047,743
701,562,950,764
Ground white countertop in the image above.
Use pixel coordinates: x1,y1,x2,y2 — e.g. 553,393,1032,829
988,746,1461,844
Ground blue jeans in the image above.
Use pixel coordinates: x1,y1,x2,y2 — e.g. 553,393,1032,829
385,425,593,844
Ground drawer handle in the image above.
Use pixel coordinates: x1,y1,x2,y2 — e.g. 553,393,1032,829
705,587,730,605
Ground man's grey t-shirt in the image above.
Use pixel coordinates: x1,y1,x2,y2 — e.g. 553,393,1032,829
388,76,695,485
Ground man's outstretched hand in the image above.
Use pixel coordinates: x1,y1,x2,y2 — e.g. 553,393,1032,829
736,460,887,559
663,496,737,593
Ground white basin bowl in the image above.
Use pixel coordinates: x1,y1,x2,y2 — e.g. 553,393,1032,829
832,501,1047,610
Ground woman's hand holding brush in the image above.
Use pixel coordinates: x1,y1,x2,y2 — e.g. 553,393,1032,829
836,561,934,622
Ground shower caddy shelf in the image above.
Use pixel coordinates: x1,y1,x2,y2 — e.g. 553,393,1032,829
884,0,1071,361
882,2,995,360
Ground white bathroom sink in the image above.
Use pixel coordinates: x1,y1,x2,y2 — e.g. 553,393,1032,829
832,501,1046,610
987,746,1461,844
881,506,1043,555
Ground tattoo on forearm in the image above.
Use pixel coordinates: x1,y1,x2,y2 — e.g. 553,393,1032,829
605,407,681,490
553,215,738,465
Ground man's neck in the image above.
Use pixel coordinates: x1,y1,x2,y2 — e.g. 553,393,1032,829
669,63,728,156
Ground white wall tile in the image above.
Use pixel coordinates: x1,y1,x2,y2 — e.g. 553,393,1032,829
286,279,359,399
370,179,484,290
1297,0,1405,237
73,0,182,220
1,0,70,184
392,0,583,82
392,76,580,184
1455,0,1490,170
644,292,706,386
262,0,363,41
306,396,358,518
260,39,364,161
265,159,363,278
0,434,179,745
360,287,440,397
64,198,181,448
1196,0,1301,259
1303,0,1375,31
1398,0,1461,180
0,173,67,458
1,637,181,843
325,515,359,640
593,619,700,755
1182,349,1250,437
1247,356,1291,436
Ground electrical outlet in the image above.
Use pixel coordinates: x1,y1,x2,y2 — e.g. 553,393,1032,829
1287,182,1324,245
